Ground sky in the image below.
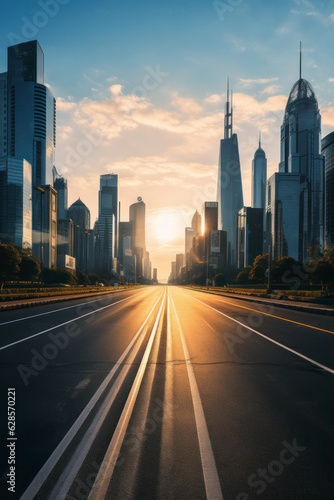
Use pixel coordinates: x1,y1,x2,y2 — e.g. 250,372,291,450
1,0,334,280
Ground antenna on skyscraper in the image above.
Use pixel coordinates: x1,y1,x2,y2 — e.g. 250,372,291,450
231,89,233,135
224,76,233,139
299,41,302,80
259,130,261,148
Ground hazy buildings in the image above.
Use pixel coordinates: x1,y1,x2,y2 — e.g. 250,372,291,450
217,81,243,267
129,198,146,279
68,198,90,271
237,207,264,268
57,218,74,269
322,131,334,247
0,157,32,248
191,209,201,236
251,135,267,210
153,268,158,282
176,253,184,277
185,227,196,269
270,59,324,260
118,221,135,281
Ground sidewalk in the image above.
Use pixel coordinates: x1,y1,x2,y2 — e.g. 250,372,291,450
0,287,142,312
185,286,334,316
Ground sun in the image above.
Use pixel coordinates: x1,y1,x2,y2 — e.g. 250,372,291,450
151,212,181,243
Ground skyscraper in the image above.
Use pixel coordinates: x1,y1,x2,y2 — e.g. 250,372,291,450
98,174,118,275
129,198,146,279
268,46,324,260
68,198,90,271
53,168,68,220
118,221,135,281
1,41,56,262
6,41,56,185
191,210,201,236
217,80,244,267
185,227,196,269
175,253,184,277
237,207,263,268
321,131,334,247
251,134,267,210
0,157,32,248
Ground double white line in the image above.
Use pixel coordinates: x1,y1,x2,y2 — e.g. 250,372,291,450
20,289,166,500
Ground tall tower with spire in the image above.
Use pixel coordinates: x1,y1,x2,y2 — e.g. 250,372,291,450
267,43,324,261
251,132,267,210
217,79,243,267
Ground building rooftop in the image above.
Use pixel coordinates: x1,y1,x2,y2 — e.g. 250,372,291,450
284,78,318,119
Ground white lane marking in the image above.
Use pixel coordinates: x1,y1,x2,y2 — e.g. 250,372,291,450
170,292,224,500
0,291,147,352
0,288,146,326
88,289,167,500
180,289,334,376
20,291,164,500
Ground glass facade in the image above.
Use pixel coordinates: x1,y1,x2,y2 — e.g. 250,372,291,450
277,77,324,256
68,199,91,271
237,207,264,268
321,131,334,247
251,144,267,210
129,200,146,278
266,173,308,261
0,157,32,248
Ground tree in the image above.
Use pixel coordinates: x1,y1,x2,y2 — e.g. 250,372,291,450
272,256,298,283
76,271,89,285
249,254,268,283
88,273,101,285
213,273,226,286
236,269,250,284
18,255,41,281
0,244,21,282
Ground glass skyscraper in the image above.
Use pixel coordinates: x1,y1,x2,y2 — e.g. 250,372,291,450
0,157,32,248
251,135,267,210
217,81,244,267
321,131,334,247
267,52,325,261
98,174,118,275
68,198,91,271
129,198,146,279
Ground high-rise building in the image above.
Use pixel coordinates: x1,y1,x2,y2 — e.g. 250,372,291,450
275,48,324,257
185,227,196,269
170,261,176,281
1,41,56,260
129,197,146,279
35,185,57,268
176,253,184,277
321,131,334,247
266,173,308,260
217,80,244,267
57,218,74,268
53,168,68,220
0,72,7,157
202,202,218,262
251,134,267,210
153,268,158,282
0,157,32,248
191,210,201,236
68,198,90,271
144,250,151,280
98,175,118,275
237,207,264,268
118,221,135,281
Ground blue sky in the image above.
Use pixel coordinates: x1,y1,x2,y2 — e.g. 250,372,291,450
1,0,334,279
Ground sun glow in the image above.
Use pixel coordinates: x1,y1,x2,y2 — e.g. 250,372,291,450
151,212,182,243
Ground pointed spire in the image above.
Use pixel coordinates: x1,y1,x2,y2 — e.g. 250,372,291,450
224,76,233,140
299,41,302,80
259,130,261,148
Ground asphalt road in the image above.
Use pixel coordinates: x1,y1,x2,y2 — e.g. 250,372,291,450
0,285,333,500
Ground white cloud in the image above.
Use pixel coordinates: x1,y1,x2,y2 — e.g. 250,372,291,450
239,77,279,88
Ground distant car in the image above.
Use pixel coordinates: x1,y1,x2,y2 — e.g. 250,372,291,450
97,283,105,287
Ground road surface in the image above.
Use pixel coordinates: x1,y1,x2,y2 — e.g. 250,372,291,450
0,285,333,499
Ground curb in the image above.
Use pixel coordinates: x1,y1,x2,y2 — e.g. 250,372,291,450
184,287,334,316
0,287,143,312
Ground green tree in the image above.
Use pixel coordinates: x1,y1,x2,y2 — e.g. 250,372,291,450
272,256,298,283
76,271,89,285
236,268,251,284
18,254,41,281
88,273,101,285
213,273,226,286
0,244,21,282
249,254,268,283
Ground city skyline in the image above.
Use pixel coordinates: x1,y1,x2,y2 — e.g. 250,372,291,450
1,1,334,279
